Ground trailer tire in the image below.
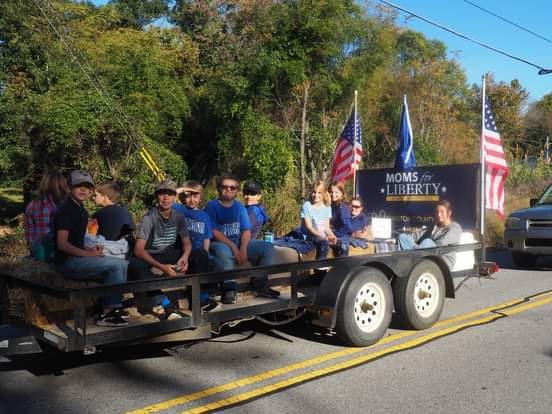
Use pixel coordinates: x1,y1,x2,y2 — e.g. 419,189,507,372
335,268,392,347
394,259,445,330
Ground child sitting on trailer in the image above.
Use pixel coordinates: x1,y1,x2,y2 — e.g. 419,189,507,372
300,181,338,259
54,170,128,327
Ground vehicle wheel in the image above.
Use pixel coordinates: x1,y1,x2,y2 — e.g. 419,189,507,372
394,259,445,330
335,267,393,347
512,252,537,268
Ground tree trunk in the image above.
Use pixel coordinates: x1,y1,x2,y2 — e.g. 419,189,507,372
22,129,34,206
300,81,310,198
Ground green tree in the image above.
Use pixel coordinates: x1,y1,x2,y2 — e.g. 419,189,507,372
363,29,475,167
0,0,196,204
108,0,170,28
524,93,552,157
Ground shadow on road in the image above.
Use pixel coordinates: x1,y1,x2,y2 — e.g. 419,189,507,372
0,325,287,376
487,248,552,271
250,318,345,346
0,342,176,376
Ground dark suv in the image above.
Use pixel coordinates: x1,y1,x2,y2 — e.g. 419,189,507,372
504,184,552,267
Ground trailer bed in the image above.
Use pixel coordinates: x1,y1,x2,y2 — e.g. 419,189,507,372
1,242,483,353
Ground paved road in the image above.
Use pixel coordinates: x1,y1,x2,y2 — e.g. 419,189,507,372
2,250,552,413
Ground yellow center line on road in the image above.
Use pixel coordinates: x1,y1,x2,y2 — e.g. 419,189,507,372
181,294,552,414
125,294,547,414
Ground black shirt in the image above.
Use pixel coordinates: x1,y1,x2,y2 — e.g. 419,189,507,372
92,205,134,241
54,197,88,265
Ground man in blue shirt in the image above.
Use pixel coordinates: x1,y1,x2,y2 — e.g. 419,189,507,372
205,174,278,304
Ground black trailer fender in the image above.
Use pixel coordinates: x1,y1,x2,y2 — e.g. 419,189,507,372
310,253,455,329
311,258,389,328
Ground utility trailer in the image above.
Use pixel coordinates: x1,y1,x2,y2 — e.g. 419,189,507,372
0,241,487,356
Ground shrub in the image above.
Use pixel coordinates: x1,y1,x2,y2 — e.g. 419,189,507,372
263,175,302,237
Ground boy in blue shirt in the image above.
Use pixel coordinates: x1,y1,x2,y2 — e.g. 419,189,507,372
174,180,220,310
205,174,278,304
242,181,269,240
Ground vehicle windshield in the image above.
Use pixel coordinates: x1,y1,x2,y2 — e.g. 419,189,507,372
538,185,552,204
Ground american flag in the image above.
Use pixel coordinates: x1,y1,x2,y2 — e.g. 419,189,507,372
330,110,363,182
483,97,509,218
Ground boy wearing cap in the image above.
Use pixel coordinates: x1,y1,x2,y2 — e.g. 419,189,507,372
205,174,278,304
242,181,269,240
54,170,128,327
128,179,209,319
173,179,220,310
173,180,213,253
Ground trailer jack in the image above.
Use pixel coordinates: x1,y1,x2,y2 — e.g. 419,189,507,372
479,261,499,276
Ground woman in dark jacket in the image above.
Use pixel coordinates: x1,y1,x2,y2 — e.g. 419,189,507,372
329,181,352,256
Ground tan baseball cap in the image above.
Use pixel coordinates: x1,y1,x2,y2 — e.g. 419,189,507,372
154,179,177,194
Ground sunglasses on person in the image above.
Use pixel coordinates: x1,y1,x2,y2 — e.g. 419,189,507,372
351,204,363,209
219,185,238,191
243,191,259,196
182,191,201,197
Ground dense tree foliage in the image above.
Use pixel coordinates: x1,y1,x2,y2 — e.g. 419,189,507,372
0,0,546,212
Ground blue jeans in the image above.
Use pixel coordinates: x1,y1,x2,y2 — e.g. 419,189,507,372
210,240,274,291
308,236,330,259
127,246,210,309
56,256,128,308
208,253,224,272
398,233,436,250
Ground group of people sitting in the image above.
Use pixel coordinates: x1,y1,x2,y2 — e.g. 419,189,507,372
24,171,281,327
295,181,461,261
297,180,372,260
23,170,461,328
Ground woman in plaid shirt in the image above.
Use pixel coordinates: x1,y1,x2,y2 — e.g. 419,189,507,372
24,172,68,260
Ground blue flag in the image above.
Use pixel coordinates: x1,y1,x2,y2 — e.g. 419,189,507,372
394,95,416,170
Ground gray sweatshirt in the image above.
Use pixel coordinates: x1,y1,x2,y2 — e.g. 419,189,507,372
414,221,463,269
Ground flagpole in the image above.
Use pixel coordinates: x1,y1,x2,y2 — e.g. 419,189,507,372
480,74,487,263
353,89,358,197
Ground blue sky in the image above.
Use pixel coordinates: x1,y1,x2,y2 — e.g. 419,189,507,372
385,0,552,102
91,0,551,102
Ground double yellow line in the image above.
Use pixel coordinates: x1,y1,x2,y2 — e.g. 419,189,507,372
127,292,552,414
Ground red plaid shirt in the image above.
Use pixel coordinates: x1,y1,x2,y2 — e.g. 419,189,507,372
24,196,58,249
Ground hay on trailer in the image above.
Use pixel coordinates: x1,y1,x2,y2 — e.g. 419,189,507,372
0,257,98,324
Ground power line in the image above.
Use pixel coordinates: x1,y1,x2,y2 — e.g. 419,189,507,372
34,0,167,180
462,0,552,46
377,0,552,75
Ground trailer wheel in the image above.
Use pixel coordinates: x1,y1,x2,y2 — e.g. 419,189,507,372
394,259,445,330
335,268,392,347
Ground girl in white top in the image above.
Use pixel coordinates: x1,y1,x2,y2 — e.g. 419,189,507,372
300,181,337,258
